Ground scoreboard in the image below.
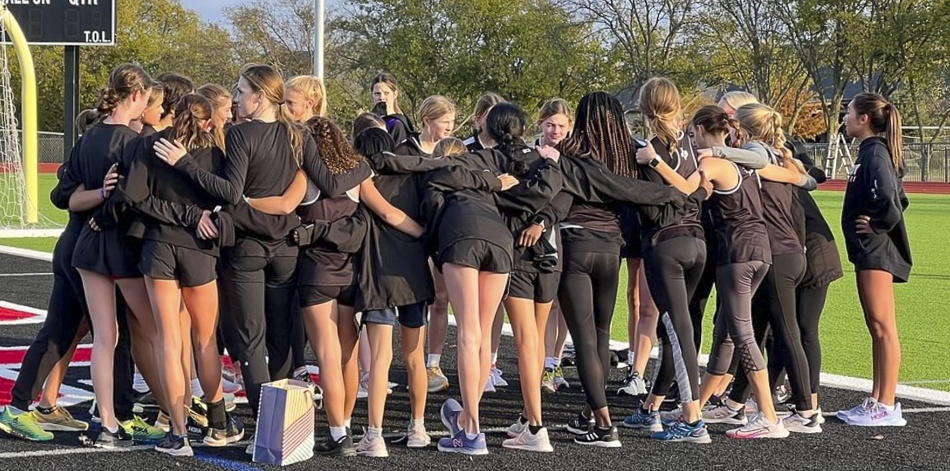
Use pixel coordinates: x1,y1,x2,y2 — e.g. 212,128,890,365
2,0,116,46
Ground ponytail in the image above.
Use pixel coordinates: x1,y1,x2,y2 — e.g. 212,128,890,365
886,103,903,171
172,94,216,152
638,77,682,155
277,110,305,165
852,92,904,171
96,88,120,117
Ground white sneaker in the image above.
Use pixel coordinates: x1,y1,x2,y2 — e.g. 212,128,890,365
502,426,554,452
406,426,431,448
783,412,823,434
490,366,508,388
427,367,450,392
553,367,570,389
507,417,528,438
702,404,748,425
845,402,907,427
836,397,876,422
357,434,389,457
817,407,826,425
358,374,393,399
222,377,243,395
726,413,789,439
617,372,648,396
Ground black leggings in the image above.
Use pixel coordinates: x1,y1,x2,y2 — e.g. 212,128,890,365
219,246,298,415
772,283,828,395
728,253,812,410
688,237,717,351
558,246,620,410
706,261,769,375
645,237,706,403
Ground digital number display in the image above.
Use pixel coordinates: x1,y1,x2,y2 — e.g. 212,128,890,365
2,0,116,46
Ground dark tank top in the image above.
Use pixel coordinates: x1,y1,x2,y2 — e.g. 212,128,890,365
709,161,772,265
759,147,804,255
638,134,703,249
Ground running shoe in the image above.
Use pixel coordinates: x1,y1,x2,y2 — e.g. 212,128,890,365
155,410,171,433
565,413,595,435
660,407,683,426
427,366,450,393
817,407,826,425
844,402,907,427
188,398,210,428
836,396,877,422
440,398,463,437
574,425,621,448
774,383,792,404
88,398,100,424
95,426,134,449
541,368,557,394
437,429,488,455
405,425,431,448
120,415,166,441
702,404,748,425
622,407,663,432
293,366,314,386
618,371,648,396
652,418,711,444
356,434,389,457
358,373,393,399
134,392,160,411
489,365,508,387
222,377,243,395
314,434,356,456
506,415,528,438
783,411,823,433
502,426,554,452
204,414,245,446
553,366,570,389
0,406,54,441
221,364,244,391
155,433,193,457
32,406,89,432
725,412,789,439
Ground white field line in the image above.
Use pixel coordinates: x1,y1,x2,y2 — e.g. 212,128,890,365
0,244,53,262
0,272,53,277
0,228,64,239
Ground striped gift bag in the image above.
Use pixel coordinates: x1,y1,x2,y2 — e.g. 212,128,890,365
252,379,316,466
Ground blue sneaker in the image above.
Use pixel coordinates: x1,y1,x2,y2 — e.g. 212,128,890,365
622,407,662,432
437,429,488,455
653,419,712,444
440,398,463,436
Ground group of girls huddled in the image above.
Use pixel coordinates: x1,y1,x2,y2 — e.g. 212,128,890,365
0,64,910,459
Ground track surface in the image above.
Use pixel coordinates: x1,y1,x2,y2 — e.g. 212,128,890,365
0,252,948,471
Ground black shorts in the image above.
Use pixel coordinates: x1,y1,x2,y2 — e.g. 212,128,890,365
440,239,511,273
362,301,427,328
299,284,357,308
139,240,217,287
506,270,560,303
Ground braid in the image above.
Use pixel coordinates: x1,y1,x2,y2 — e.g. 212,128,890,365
560,92,636,178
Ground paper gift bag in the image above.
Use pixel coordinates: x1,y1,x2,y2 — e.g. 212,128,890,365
252,379,316,466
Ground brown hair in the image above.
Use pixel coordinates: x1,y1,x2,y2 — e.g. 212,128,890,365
286,75,328,118
638,77,682,155
240,63,305,164
559,91,637,178
851,92,903,170
97,63,152,116
372,73,402,114
690,105,732,138
156,72,194,120
172,94,217,152
734,103,793,162
196,83,231,149
538,98,573,124
352,112,386,137
75,109,101,134
304,116,363,174
433,137,468,159
146,81,164,107
474,92,505,120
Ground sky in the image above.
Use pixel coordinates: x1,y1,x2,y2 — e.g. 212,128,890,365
191,1,239,24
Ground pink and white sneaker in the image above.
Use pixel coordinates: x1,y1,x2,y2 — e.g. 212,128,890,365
725,413,790,439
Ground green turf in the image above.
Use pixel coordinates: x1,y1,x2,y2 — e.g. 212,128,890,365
0,174,69,227
1,179,949,391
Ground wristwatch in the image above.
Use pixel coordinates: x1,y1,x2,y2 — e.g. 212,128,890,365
648,156,662,168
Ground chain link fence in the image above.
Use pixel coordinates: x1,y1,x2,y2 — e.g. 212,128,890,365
801,142,950,182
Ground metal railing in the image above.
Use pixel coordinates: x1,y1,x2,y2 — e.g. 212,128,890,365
802,142,950,182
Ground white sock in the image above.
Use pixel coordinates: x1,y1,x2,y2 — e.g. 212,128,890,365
191,378,204,399
545,357,558,370
491,352,498,365
329,426,346,440
724,397,744,410
409,418,424,430
465,430,479,440
879,403,895,411
366,426,382,440
106,424,119,434
427,354,441,369
344,418,352,428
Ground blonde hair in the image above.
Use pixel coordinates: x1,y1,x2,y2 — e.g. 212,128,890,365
734,103,793,162
196,83,231,149
172,94,218,152
638,77,682,154
146,81,164,107
286,75,328,118
474,92,505,119
419,95,456,124
538,98,573,124
721,91,759,111
240,63,304,164
433,137,467,158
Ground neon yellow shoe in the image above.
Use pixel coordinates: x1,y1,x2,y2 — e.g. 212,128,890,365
0,406,54,441
120,415,165,441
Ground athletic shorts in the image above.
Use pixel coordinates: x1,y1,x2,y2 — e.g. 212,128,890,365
362,301,427,329
440,239,511,274
139,240,216,287
299,284,357,308
506,270,560,303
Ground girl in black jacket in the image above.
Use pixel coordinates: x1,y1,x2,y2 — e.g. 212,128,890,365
371,73,415,144
836,92,911,427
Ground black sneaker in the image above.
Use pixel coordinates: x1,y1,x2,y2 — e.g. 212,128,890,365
574,425,621,448
565,413,595,435
134,392,160,410
94,426,133,449
314,434,356,457
204,414,245,447
186,409,210,440
155,432,193,457
293,366,315,386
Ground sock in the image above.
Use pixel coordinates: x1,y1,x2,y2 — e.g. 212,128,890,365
491,352,498,365
344,418,352,429
106,424,119,434
686,419,701,427
544,357,558,370
208,399,227,430
528,424,542,435
409,418,424,430
518,414,527,425
724,397,743,411
366,426,382,440
879,403,895,411
427,354,441,369
329,426,346,441
626,351,635,365
36,405,55,415
191,379,204,399
465,431,479,440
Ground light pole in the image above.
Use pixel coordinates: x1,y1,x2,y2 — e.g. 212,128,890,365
313,0,325,79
